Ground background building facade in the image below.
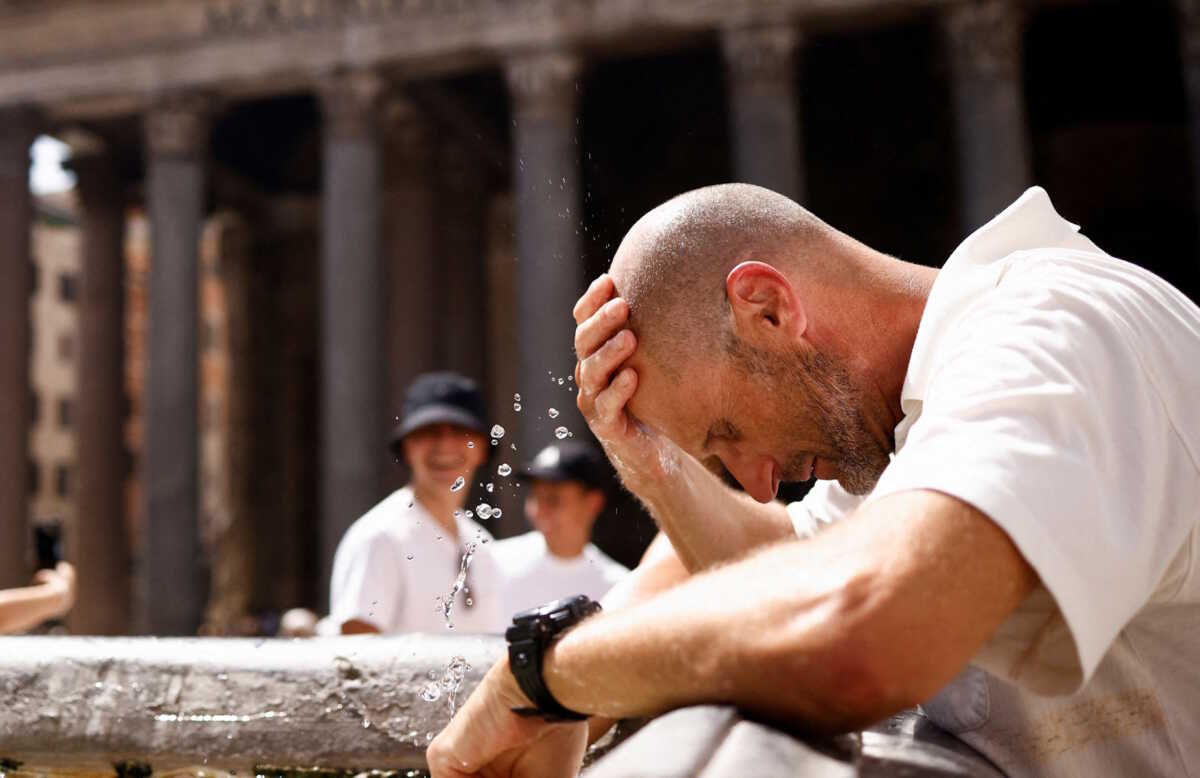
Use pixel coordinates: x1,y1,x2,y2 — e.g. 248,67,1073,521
2,0,1197,634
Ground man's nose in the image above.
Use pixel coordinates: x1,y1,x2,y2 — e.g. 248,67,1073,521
721,453,777,504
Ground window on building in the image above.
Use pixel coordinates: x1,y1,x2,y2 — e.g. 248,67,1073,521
57,332,74,362
57,397,72,429
54,464,70,497
28,460,40,495
58,273,78,302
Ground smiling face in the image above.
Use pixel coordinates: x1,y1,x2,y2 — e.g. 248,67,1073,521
401,423,489,493
627,338,891,501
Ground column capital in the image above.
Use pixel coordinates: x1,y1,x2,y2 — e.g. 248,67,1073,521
318,69,387,141
0,105,40,180
721,25,802,85
942,0,1025,82
505,51,582,119
144,94,211,159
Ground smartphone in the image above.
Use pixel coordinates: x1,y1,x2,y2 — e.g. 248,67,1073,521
33,521,63,571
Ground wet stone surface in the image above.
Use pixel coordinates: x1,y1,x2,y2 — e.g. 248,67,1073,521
0,635,501,774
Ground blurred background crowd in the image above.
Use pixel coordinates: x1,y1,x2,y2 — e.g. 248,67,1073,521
1,0,1197,637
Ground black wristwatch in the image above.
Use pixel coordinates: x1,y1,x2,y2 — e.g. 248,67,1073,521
505,594,601,721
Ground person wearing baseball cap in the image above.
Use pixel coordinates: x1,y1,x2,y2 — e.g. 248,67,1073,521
328,372,506,635
491,440,628,615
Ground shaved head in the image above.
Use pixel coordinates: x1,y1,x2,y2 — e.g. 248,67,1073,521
610,183,843,377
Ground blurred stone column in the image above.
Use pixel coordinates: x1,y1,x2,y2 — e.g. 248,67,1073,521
437,137,488,383
318,70,387,605
506,51,586,461
70,147,131,634
143,95,209,635
0,107,36,590
721,24,805,202
1177,0,1200,236
381,97,437,455
942,0,1032,230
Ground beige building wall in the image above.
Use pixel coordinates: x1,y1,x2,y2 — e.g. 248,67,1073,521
28,193,80,554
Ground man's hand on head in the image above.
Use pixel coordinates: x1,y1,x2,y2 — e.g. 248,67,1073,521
573,275,682,494
426,658,588,778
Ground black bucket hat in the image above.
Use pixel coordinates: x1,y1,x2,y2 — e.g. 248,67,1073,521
522,440,610,491
389,371,488,457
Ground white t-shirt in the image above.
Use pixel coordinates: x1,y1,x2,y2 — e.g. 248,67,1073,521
491,532,629,616
328,486,508,634
789,188,1200,777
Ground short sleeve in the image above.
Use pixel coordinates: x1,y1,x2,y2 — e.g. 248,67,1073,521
786,480,865,539
869,275,1197,693
329,528,402,632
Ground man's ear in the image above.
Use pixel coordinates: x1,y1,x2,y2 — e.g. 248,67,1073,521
725,261,806,345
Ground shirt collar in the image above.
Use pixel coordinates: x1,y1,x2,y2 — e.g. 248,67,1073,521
894,187,1091,448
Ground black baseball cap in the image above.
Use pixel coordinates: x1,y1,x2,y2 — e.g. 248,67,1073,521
389,372,488,457
522,441,610,491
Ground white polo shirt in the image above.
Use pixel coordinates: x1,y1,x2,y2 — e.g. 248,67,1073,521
788,188,1200,776
491,532,629,616
329,486,508,634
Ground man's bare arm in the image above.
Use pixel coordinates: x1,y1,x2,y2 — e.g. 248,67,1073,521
573,275,795,571
0,562,76,635
544,489,1037,730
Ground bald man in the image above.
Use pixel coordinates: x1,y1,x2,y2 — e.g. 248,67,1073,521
428,185,1200,777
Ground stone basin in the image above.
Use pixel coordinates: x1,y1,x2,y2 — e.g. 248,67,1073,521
0,635,501,774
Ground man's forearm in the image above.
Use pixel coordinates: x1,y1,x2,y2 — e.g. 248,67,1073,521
635,450,795,571
538,489,1038,732
0,584,66,634
541,538,875,730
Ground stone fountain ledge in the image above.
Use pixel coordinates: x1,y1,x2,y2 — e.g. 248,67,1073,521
0,634,503,773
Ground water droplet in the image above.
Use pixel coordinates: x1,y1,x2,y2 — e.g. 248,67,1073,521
557,377,564,385
492,508,503,519
548,408,559,419
497,464,512,477
464,510,473,518
450,476,465,492
485,482,494,493
555,426,570,439
406,554,414,560
420,682,442,702
513,402,522,411
465,597,474,606
514,392,521,401
476,503,493,520
491,439,499,446
467,441,475,448
510,443,517,451
490,424,505,439
567,375,574,382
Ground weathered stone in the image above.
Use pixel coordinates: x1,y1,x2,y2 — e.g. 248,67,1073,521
0,105,37,591
318,69,388,606
721,24,805,201
0,634,501,772
143,95,210,635
505,50,586,459
70,147,132,635
941,0,1032,230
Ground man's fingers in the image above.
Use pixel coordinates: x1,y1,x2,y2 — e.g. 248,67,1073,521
592,367,638,427
577,329,636,400
574,297,628,361
572,274,615,325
